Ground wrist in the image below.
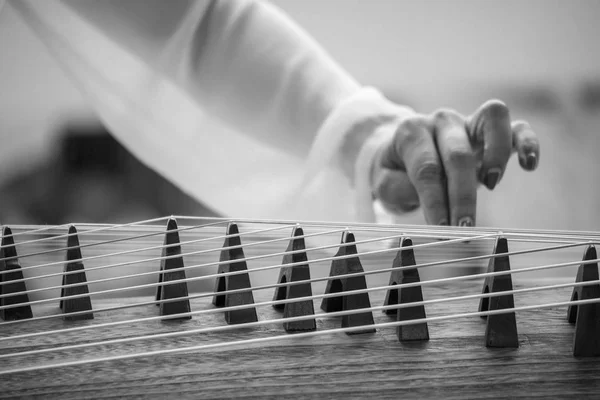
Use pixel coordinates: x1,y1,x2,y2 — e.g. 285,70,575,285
335,89,413,184
300,86,413,221
353,125,396,221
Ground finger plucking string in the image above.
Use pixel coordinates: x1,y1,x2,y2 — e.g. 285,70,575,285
381,118,449,225
432,109,477,227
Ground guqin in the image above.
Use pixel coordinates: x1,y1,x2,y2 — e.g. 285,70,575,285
1,216,600,398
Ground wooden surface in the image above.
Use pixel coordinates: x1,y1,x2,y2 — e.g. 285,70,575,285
2,278,600,399
2,222,600,398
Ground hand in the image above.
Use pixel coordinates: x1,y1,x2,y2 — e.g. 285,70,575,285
370,100,539,226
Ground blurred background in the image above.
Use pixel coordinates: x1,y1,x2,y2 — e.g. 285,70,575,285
0,0,599,230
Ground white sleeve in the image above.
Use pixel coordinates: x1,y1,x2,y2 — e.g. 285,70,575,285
7,0,408,224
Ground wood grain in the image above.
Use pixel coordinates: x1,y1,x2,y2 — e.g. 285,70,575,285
2,222,599,398
1,279,600,399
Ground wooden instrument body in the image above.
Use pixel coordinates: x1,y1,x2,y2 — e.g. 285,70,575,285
1,220,600,398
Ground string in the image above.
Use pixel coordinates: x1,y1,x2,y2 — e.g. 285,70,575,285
0,233,591,311
1,294,598,376
3,218,596,278
0,233,494,305
1,233,593,312
0,226,449,296
174,215,600,241
5,215,600,264
1,272,597,346
0,225,344,289
0,219,228,264
0,222,300,279
0,223,495,284
0,217,502,279
1,223,73,240
1,239,596,325
0,217,597,375
2,220,596,298
1,216,170,245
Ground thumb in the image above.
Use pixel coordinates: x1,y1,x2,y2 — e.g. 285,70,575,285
372,166,421,214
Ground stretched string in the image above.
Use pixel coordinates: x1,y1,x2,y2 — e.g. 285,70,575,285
1,271,597,346
1,294,598,375
3,218,595,279
0,223,497,285
0,233,495,306
0,216,508,280
0,217,597,374
1,216,170,246
1,223,73,240
0,233,590,311
0,222,300,280
0,225,348,291
174,215,600,241
0,224,432,292
0,219,228,264
1,238,596,325
4,216,599,266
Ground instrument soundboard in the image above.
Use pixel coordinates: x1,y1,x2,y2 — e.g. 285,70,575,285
1,216,599,399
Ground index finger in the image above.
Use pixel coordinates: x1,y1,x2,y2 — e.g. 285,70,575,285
432,110,477,226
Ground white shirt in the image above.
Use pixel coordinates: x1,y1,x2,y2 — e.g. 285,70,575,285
5,0,406,224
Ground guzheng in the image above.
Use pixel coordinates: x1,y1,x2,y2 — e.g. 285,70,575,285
1,215,600,398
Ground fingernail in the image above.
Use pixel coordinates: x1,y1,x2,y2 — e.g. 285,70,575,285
484,168,502,190
525,152,537,170
458,217,473,227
